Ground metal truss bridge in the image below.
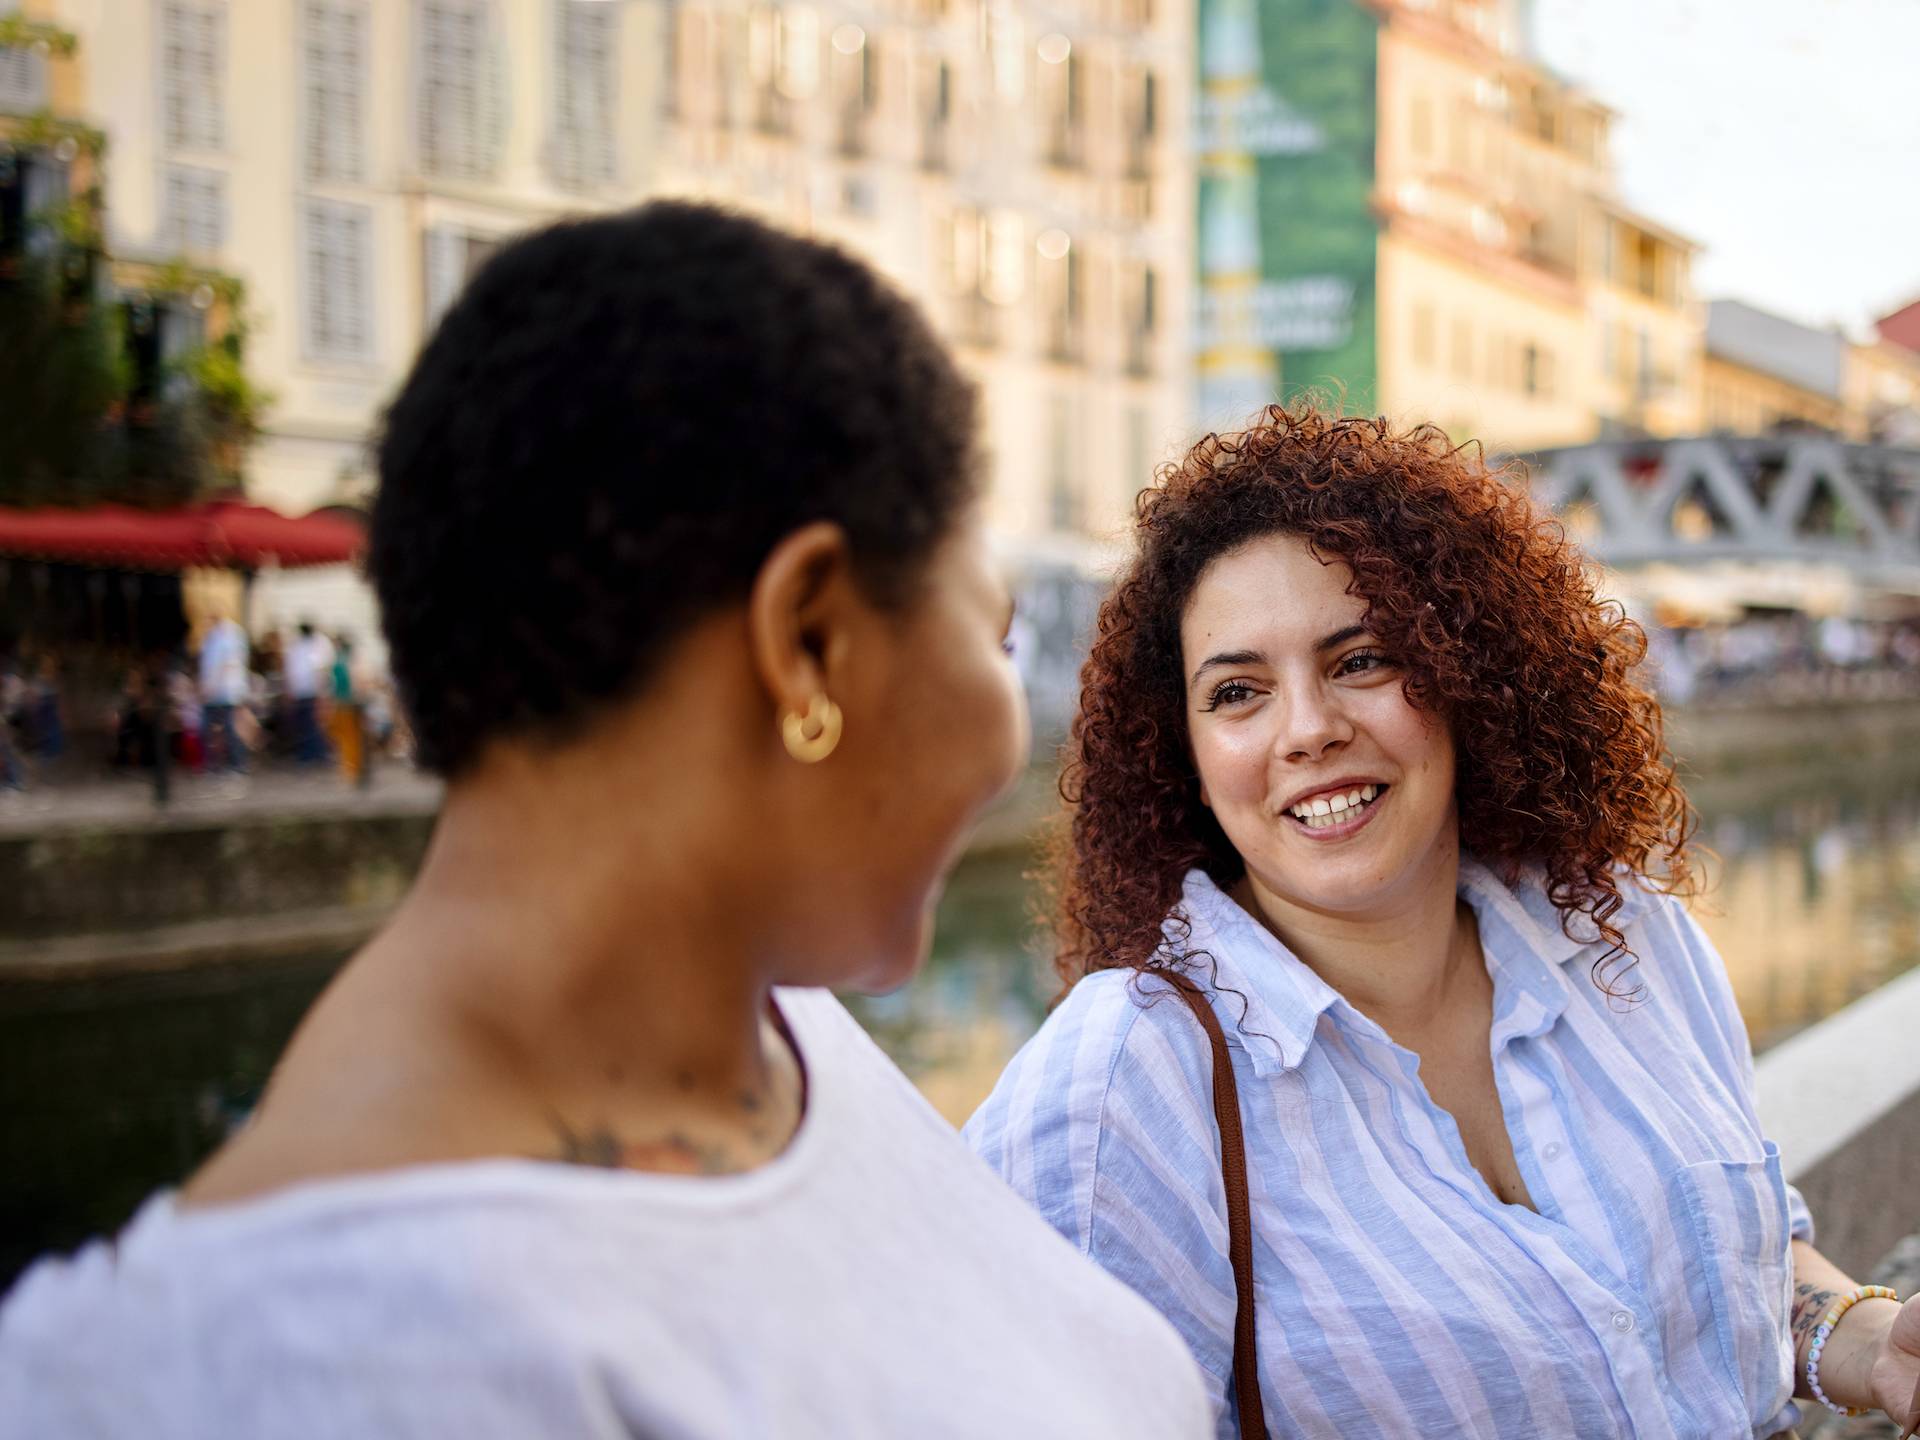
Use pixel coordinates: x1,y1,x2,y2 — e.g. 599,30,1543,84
1525,436,1920,591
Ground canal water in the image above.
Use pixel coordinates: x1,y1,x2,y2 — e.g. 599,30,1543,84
4,750,1919,1289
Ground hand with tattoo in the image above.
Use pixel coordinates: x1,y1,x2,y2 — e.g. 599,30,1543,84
1792,1279,1920,1432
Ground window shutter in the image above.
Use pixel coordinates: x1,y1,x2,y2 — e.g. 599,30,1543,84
553,0,618,189
164,165,227,255
305,200,372,361
0,45,47,111
423,226,465,329
161,2,226,151
419,0,497,179
304,2,368,182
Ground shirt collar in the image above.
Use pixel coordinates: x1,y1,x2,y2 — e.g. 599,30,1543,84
1167,870,1344,1078
1169,859,1658,1073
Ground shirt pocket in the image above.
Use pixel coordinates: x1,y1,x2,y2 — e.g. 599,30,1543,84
1667,1140,1795,1432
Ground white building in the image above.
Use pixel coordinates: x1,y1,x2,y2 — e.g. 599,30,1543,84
31,0,1192,621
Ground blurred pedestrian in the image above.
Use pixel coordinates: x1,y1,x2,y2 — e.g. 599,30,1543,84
26,653,63,761
0,680,23,792
110,665,155,770
282,621,333,765
0,202,1210,1439
198,604,251,775
324,634,363,782
165,659,203,773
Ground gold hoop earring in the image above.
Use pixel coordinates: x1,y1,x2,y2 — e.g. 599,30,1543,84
780,693,843,764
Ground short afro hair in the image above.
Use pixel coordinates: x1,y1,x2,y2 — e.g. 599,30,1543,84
369,201,980,777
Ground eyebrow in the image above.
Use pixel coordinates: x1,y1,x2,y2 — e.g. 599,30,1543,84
1187,625,1373,690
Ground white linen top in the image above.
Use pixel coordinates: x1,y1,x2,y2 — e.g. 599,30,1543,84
0,987,1210,1439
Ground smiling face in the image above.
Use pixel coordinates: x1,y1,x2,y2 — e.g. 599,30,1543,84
1181,533,1459,922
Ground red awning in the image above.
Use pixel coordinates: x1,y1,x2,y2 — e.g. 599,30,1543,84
0,500,365,571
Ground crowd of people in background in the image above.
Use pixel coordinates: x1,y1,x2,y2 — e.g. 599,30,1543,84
1,616,405,794
1644,613,1920,707
2,609,1916,798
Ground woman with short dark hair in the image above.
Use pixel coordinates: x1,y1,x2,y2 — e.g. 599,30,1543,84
968,405,1920,1437
0,203,1210,1438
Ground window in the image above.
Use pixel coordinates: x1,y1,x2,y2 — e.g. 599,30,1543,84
1451,316,1473,380
418,0,496,180
830,22,875,156
161,1,226,151
1413,302,1436,367
1633,232,1659,300
303,2,367,182
1037,38,1082,167
1037,232,1081,363
302,199,373,362
777,6,820,99
1123,261,1157,376
745,5,817,133
0,42,47,112
1410,96,1432,160
164,165,226,255
424,225,501,329
1521,342,1541,397
920,55,952,170
1046,392,1081,532
986,2,1024,105
1126,403,1150,500
1120,63,1155,178
553,0,618,187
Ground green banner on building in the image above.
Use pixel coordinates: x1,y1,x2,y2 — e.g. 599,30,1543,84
1196,0,1378,423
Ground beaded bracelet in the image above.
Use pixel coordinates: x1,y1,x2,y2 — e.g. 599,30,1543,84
1807,1284,1900,1416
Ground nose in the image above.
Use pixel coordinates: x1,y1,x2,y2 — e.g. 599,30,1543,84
1272,680,1353,763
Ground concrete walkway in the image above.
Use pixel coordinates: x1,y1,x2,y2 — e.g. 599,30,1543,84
0,763,442,837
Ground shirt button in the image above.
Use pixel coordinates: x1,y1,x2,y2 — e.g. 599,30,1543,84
1542,1141,1564,1161
1610,1310,1635,1333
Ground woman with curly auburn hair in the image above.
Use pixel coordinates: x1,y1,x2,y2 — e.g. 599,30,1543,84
967,406,1920,1438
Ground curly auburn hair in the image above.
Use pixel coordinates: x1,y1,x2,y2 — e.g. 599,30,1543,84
1052,405,1698,996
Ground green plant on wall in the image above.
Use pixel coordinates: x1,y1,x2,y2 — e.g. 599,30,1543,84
0,257,127,506
0,16,79,58
5,110,107,159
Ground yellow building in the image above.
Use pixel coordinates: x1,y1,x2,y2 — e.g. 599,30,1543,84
1702,298,1850,438
1586,198,1704,438
1845,335,1920,447
1371,0,1702,452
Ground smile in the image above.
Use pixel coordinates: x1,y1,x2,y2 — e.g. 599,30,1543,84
1284,783,1388,836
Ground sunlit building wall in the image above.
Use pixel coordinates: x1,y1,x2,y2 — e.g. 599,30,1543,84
33,0,1186,565
655,0,1192,547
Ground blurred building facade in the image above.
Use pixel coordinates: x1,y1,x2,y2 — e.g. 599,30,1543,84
658,0,1191,546
1197,0,1708,450
1702,297,1920,446
17,0,1187,558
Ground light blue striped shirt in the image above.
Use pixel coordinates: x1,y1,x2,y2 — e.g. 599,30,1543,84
965,859,1811,1439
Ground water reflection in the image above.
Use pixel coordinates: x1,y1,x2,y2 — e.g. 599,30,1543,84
2,753,1916,1286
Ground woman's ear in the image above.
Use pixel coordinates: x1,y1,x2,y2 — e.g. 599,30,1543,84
746,521,858,722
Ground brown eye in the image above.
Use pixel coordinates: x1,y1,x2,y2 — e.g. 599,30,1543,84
1205,680,1256,710
1336,649,1393,677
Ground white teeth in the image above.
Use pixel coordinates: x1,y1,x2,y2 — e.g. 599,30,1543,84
1290,785,1384,828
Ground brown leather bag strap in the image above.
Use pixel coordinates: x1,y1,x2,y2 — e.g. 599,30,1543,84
1162,971,1267,1439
